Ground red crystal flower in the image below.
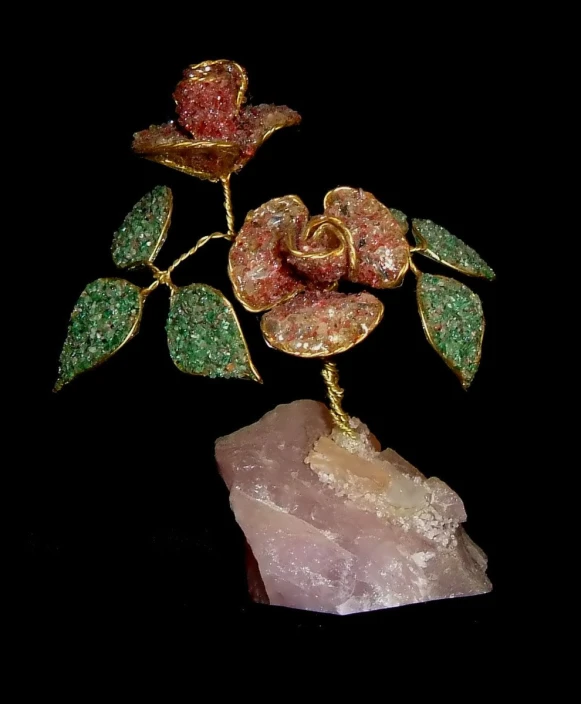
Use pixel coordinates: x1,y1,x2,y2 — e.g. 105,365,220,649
132,60,301,181
228,187,411,357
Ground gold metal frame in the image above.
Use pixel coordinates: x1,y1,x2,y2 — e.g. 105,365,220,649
136,140,243,182
415,272,485,389
285,214,358,276
167,282,262,383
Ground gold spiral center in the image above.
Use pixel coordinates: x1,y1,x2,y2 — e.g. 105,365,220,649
285,215,357,275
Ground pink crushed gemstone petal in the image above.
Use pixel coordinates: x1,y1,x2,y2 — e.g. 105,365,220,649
215,400,491,614
132,122,190,151
260,290,384,357
325,187,410,288
173,61,244,141
131,122,242,181
237,104,301,158
228,196,309,312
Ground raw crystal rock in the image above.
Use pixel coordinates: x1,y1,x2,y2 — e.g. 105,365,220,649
324,187,410,288
260,290,384,357
228,196,308,312
215,400,491,614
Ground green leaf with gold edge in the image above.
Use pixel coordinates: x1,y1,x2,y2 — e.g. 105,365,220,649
166,284,261,382
55,278,144,391
111,186,173,269
389,207,409,234
412,218,495,280
417,273,485,389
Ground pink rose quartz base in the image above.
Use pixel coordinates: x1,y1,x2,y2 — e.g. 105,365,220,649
215,400,491,615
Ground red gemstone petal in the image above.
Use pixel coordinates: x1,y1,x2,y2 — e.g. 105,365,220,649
228,196,309,312
324,187,410,288
173,61,245,141
237,104,301,154
261,290,384,357
132,123,242,181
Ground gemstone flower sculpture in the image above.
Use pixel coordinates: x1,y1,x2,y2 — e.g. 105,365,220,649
132,59,300,237
55,59,497,614
227,186,495,430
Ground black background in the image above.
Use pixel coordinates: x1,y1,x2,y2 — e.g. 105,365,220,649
20,18,510,644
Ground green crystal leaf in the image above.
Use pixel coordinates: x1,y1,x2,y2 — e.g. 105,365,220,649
55,278,144,391
417,273,485,389
389,207,409,233
111,186,173,269
166,284,261,382
412,218,495,280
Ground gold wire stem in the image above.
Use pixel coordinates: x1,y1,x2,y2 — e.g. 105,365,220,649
167,232,232,274
409,256,422,277
145,261,178,292
142,279,160,296
321,360,355,437
221,175,236,238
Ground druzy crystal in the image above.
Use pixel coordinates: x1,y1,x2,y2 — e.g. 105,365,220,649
55,278,142,391
111,186,172,269
166,284,260,381
133,60,300,181
228,196,308,311
324,187,410,288
412,218,495,280
417,274,485,388
261,290,384,357
215,400,491,614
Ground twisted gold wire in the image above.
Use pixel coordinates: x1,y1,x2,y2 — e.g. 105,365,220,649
285,215,357,275
321,360,355,437
167,232,231,274
221,175,236,238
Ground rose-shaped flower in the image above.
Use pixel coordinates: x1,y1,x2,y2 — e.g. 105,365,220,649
132,60,301,182
228,187,410,357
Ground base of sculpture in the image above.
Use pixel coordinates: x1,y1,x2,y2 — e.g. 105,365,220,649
215,400,491,615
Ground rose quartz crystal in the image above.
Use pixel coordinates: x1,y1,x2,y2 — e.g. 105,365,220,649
215,400,491,614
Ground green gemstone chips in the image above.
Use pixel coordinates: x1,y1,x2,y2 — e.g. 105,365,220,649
112,186,172,269
166,284,261,381
389,208,409,233
412,218,495,280
55,278,143,391
417,274,484,388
